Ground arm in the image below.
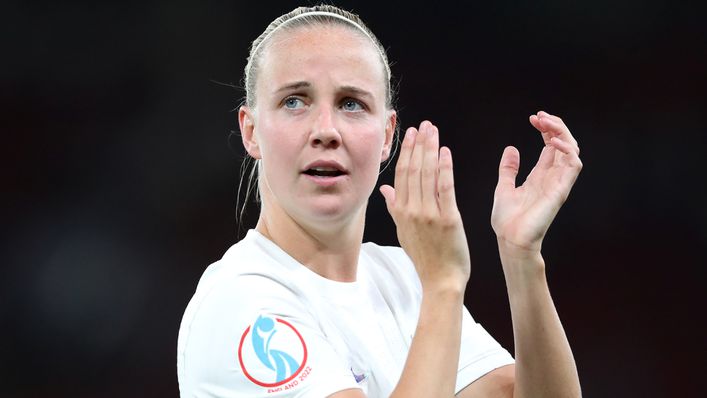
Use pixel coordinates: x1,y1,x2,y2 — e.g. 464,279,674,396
501,251,580,398
331,285,466,398
382,121,471,398
487,111,582,397
329,121,471,398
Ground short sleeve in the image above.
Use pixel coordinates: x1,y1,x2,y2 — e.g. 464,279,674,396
454,307,515,393
178,274,360,397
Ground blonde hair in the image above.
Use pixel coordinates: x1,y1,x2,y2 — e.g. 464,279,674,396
244,5,394,108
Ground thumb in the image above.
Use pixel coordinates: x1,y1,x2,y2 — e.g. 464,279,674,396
497,146,520,191
379,184,396,213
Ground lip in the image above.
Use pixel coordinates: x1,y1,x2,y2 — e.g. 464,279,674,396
302,160,349,174
301,160,349,187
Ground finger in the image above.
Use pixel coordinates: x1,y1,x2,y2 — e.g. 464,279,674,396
437,146,457,214
407,121,429,208
537,144,555,170
533,111,580,154
421,122,439,209
529,112,576,146
394,127,416,206
529,114,553,145
549,136,576,156
538,117,579,152
526,145,555,184
549,136,583,183
556,164,583,202
496,146,520,192
537,110,564,124
379,184,396,214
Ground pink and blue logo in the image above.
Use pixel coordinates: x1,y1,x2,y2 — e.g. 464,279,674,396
238,316,308,387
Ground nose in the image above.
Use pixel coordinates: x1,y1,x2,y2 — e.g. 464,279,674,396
311,105,341,149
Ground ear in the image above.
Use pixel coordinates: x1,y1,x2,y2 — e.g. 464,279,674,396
238,106,261,159
381,110,397,162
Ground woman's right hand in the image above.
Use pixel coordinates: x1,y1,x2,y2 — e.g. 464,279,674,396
380,121,471,293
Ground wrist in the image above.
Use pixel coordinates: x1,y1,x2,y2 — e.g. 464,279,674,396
417,260,470,297
496,236,543,259
496,237,546,281
499,250,549,298
421,279,467,301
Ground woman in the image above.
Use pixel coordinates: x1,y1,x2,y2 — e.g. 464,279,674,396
178,5,582,397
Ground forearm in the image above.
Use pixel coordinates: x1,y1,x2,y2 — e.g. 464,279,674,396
391,286,464,398
500,247,581,398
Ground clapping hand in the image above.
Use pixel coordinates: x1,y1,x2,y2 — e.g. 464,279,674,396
491,111,583,260
380,121,471,293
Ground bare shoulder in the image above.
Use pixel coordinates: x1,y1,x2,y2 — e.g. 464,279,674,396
457,364,515,398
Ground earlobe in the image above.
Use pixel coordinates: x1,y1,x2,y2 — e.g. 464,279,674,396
238,106,261,159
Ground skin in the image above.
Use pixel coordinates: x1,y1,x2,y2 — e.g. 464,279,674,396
239,23,581,398
240,25,395,281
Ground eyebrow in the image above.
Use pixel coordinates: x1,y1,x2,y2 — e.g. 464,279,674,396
274,81,311,94
339,85,374,101
273,82,375,101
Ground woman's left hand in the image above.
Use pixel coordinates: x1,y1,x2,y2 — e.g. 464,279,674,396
491,111,583,260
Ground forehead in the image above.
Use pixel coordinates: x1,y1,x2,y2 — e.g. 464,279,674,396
257,24,386,96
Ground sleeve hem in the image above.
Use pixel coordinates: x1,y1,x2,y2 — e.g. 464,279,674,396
299,377,361,397
454,351,515,394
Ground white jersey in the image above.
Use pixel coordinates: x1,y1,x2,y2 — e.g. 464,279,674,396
177,229,514,397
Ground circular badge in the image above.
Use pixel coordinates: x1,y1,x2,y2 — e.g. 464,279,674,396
238,315,308,387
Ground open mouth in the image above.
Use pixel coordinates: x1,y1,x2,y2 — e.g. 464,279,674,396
303,167,346,177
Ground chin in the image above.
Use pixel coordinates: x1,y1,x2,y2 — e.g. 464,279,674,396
300,197,365,224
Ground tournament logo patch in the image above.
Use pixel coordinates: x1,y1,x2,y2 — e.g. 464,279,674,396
238,315,309,389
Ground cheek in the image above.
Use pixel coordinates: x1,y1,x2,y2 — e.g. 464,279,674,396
257,119,301,158
354,127,387,169
255,122,301,189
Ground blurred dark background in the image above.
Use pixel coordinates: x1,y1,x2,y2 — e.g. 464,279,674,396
3,0,705,396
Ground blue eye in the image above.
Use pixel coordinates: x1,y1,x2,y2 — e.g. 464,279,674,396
342,99,364,112
283,97,304,109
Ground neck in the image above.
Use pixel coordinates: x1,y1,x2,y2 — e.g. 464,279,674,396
255,202,366,282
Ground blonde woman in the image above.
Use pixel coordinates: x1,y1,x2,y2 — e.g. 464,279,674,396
178,5,582,397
